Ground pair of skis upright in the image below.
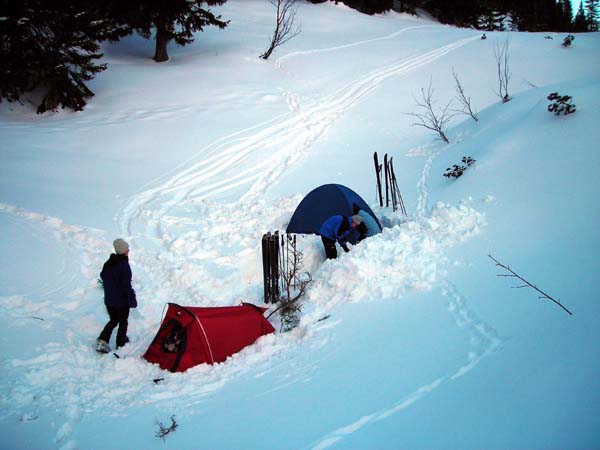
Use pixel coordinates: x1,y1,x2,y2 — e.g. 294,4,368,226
373,152,407,217
261,231,280,304
261,232,300,304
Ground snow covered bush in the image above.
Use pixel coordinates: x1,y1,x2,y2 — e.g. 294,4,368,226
277,296,304,332
444,156,476,179
547,92,576,116
562,34,575,47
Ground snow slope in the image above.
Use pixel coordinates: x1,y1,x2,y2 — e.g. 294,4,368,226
0,1,599,449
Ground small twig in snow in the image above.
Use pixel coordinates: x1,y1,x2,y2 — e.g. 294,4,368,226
488,254,572,316
20,415,39,422
155,415,178,441
522,78,538,89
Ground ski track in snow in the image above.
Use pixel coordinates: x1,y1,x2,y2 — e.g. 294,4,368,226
116,32,480,240
0,27,502,447
0,203,107,304
275,25,435,71
305,264,504,450
306,281,504,450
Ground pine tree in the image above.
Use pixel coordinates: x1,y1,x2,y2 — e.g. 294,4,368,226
392,0,572,31
510,0,559,31
584,0,599,31
108,0,229,62
548,0,563,31
478,6,506,31
558,0,574,31
424,0,483,27
573,1,589,31
337,0,393,15
393,0,419,14
0,0,122,113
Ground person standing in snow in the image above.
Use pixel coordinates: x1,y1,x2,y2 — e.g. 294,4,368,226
96,238,137,353
318,214,362,259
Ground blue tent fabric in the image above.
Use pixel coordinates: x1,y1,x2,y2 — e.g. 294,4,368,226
286,184,382,235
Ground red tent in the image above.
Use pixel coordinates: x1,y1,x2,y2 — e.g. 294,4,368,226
143,303,275,372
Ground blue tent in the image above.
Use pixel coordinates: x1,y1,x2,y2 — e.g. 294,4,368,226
286,184,382,235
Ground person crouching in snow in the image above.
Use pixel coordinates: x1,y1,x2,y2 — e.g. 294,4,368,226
319,214,363,259
96,238,137,353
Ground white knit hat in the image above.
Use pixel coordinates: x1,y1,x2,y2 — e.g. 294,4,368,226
113,238,129,255
351,215,364,225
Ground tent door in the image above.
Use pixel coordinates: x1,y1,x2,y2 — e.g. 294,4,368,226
157,319,188,372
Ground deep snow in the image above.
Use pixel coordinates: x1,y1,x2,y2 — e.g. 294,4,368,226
1,1,599,449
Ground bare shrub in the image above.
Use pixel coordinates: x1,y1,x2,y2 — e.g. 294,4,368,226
493,36,512,103
452,68,478,122
407,79,456,144
267,237,311,332
260,0,301,60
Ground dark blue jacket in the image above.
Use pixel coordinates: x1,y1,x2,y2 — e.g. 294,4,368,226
319,215,352,247
100,254,137,308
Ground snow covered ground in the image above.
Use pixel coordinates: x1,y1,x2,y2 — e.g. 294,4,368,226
1,1,599,449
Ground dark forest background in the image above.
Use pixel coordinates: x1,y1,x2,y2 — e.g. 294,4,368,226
312,0,598,32
1,0,598,113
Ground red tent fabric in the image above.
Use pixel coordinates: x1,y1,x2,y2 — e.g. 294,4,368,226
143,303,275,372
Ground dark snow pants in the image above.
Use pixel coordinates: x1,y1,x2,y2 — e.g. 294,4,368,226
321,236,338,259
99,306,130,348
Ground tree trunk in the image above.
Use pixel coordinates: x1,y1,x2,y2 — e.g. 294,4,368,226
153,26,170,63
260,44,275,60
